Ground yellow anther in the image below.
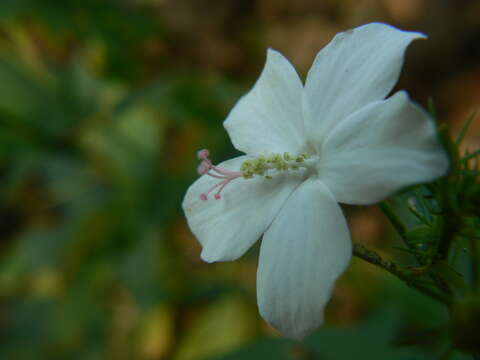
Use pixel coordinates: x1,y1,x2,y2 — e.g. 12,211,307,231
240,152,312,179
240,160,255,178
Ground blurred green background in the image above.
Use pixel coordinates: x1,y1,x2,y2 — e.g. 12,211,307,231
0,1,479,359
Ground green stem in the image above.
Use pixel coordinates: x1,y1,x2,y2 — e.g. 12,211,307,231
379,201,407,238
353,243,451,306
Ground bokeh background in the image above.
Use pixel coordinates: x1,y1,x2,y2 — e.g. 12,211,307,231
0,1,479,359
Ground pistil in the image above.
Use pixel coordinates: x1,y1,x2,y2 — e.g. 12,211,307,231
197,149,243,201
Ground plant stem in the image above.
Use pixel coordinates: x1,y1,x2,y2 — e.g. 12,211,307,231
353,243,451,306
379,201,407,238
379,200,453,298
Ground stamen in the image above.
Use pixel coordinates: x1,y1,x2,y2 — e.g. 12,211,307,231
240,152,313,178
194,149,315,201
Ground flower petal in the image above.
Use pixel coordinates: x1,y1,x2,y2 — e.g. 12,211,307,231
182,156,305,263
257,178,351,339
319,91,449,205
224,49,307,156
304,22,425,144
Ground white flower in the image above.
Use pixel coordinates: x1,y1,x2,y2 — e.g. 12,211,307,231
182,23,449,339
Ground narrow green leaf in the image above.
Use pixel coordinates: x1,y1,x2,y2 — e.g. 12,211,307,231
455,112,477,146
461,148,480,163
409,204,432,225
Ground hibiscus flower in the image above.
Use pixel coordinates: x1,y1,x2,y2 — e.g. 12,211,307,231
182,22,449,339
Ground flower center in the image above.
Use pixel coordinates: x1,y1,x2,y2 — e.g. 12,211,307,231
196,149,315,201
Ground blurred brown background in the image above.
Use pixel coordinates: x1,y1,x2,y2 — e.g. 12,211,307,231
0,1,479,359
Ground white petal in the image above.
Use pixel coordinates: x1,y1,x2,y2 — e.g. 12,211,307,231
304,22,426,144
319,91,449,205
182,156,305,263
224,49,307,156
257,178,352,339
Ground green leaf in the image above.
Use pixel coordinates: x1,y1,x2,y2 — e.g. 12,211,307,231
455,112,477,146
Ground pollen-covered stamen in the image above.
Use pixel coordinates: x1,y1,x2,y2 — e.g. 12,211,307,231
196,149,242,201
195,149,316,201
240,152,315,179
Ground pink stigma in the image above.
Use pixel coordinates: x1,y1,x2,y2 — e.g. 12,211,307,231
195,148,242,201
197,149,210,160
